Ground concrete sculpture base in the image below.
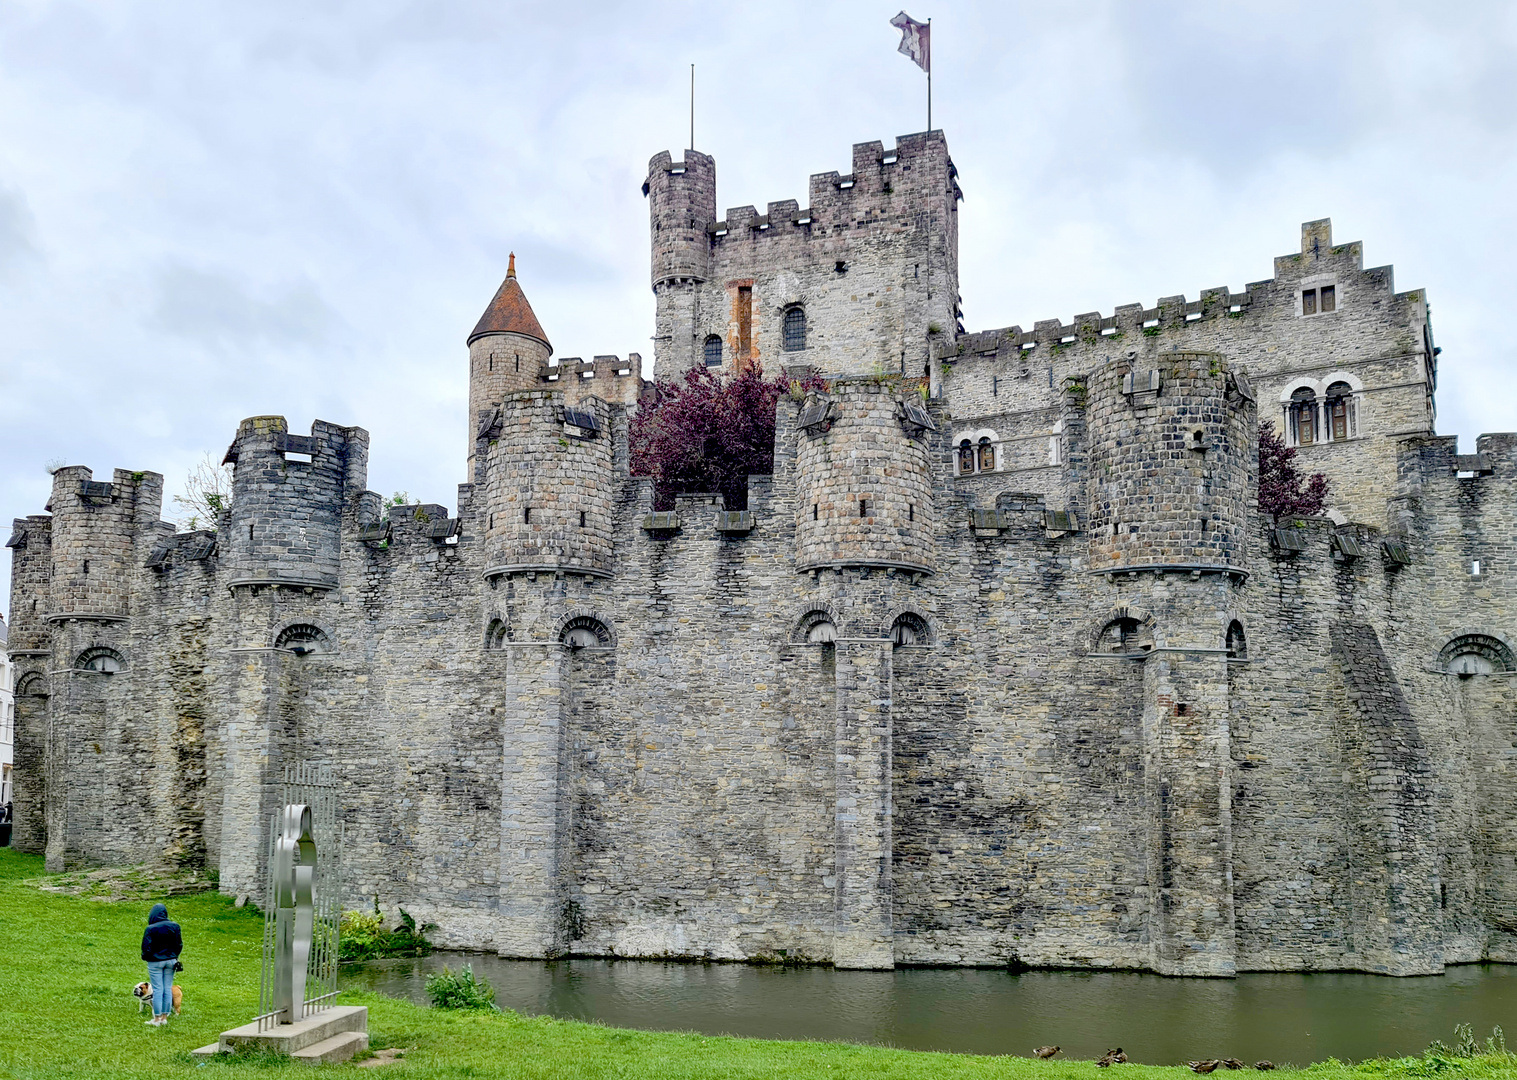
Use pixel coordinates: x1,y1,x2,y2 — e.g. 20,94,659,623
191,1005,368,1065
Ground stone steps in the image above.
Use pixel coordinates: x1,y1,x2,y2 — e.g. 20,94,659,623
292,1030,369,1065
191,1005,368,1062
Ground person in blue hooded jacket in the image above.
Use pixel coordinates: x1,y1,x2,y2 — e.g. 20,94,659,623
140,903,182,1026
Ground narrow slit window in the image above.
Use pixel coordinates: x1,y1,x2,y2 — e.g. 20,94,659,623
813,504,819,520
579,510,587,528
524,507,532,524
859,499,868,517
909,503,915,521
736,285,753,368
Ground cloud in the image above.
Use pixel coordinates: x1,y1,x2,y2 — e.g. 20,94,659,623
0,0,1514,610
148,264,343,350
0,185,39,276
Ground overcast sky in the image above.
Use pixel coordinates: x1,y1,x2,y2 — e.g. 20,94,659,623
2,1,1514,613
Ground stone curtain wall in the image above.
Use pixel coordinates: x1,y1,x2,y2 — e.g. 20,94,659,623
7,382,1512,973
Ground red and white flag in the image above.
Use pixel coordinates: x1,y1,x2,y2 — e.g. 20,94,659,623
890,11,930,72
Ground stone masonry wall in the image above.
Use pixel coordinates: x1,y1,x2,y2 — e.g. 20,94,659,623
11,134,1516,979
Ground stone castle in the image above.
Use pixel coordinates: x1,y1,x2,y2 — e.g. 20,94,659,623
8,129,1516,977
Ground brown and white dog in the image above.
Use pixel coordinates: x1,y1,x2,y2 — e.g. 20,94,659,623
132,982,182,1015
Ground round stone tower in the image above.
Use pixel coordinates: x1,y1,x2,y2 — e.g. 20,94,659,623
647,149,716,381
5,514,54,652
222,416,369,590
1084,351,1252,573
467,254,553,472
481,390,614,580
46,466,163,620
646,149,715,287
793,378,936,575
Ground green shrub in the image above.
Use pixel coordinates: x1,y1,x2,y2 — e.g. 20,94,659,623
425,964,498,1010
339,905,436,961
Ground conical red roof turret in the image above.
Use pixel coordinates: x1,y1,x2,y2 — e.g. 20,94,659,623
467,253,551,349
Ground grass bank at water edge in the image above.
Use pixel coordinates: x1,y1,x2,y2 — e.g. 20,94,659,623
0,849,1512,1079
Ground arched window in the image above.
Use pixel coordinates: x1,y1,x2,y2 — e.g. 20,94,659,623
1325,381,1356,441
1438,634,1515,676
1226,620,1247,659
75,646,125,674
958,439,975,475
16,672,47,697
274,624,330,656
782,306,807,352
485,618,508,650
806,620,837,644
703,334,723,367
1289,387,1318,447
977,437,995,472
796,610,838,644
560,616,612,650
891,612,931,647
1096,618,1153,655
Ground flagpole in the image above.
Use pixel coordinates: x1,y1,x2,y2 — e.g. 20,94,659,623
690,64,695,151
926,18,932,131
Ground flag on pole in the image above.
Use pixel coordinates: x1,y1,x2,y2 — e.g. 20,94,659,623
890,11,930,72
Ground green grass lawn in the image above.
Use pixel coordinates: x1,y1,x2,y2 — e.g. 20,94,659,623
0,847,1511,1079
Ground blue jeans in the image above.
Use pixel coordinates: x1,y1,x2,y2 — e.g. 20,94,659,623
147,959,176,1016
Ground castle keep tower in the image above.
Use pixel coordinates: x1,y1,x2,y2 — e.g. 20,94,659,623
467,254,553,472
647,133,959,381
793,378,937,575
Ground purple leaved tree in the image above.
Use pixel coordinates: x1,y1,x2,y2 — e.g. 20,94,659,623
630,365,827,511
1258,421,1329,521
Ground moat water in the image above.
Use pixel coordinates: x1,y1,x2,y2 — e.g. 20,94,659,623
342,954,1517,1064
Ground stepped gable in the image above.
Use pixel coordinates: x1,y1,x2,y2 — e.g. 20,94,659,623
467,253,551,349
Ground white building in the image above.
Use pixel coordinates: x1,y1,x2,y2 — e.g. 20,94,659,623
0,615,12,808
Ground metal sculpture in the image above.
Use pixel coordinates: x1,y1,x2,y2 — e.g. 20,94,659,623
272,804,317,1023
257,764,341,1031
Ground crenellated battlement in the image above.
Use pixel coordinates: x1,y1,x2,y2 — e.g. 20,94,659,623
695,132,958,252
545,353,647,408
948,219,1422,366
